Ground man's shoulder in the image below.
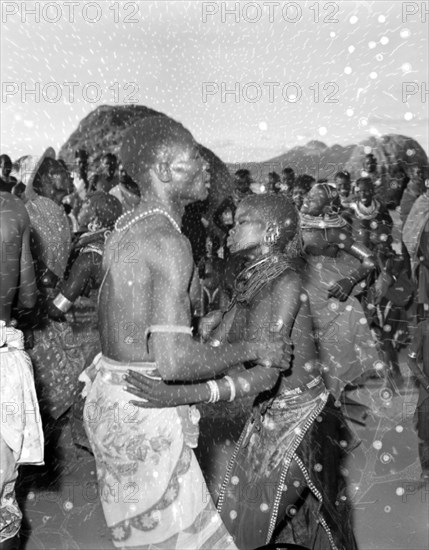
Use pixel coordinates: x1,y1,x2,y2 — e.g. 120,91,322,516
0,191,29,219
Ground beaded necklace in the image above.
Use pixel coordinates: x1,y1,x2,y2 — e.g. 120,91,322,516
114,207,181,234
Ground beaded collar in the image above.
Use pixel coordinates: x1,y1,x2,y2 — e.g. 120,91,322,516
300,213,348,229
114,207,181,234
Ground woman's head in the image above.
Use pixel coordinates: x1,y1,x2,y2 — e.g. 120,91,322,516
227,193,300,257
301,183,341,216
78,191,122,230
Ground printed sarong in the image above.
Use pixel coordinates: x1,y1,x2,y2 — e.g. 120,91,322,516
303,254,382,399
218,378,357,550
82,355,237,549
0,325,44,542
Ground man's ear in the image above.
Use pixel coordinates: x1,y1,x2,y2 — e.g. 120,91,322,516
154,161,172,183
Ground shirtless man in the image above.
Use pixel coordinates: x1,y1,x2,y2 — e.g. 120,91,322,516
0,193,43,548
82,117,287,549
125,193,358,550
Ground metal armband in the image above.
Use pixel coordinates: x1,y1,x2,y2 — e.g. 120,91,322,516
53,292,74,313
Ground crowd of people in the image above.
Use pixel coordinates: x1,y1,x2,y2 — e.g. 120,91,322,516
0,117,428,550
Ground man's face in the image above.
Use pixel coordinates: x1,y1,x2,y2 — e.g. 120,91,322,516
281,172,294,186
41,160,73,204
74,156,87,174
411,165,423,183
335,177,351,198
1,158,12,178
364,156,377,173
235,175,251,193
118,163,127,183
301,186,327,216
102,156,117,178
169,139,210,203
357,182,374,206
227,204,265,254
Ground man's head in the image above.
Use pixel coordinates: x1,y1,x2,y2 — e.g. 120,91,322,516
0,155,12,178
334,171,351,198
32,157,73,204
227,193,299,257
265,171,280,193
101,153,117,179
281,167,295,186
234,169,252,193
292,174,314,210
356,177,375,207
121,116,209,204
74,149,88,174
364,154,377,174
301,184,341,216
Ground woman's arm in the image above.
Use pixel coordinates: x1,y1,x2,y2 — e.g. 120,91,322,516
124,364,280,408
328,231,376,301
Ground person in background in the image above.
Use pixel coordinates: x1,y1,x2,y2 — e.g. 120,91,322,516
109,162,141,213
277,166,295,194
0,191,44,550
334,170,352,207
63,149,90,218
403,178,429,323
0,154,17,193
292,174,314,210
407,319,429,480
349,177,393,250
89,152,118,193
264,171,280,193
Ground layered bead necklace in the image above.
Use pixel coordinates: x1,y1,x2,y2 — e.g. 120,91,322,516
114,207,181,234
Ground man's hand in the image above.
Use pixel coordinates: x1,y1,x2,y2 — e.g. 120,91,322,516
328,277,354,301
124,371,180,408
254,323,293,371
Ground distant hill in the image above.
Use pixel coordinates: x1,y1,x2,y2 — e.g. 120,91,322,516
227,135,427,183
59,105,232,214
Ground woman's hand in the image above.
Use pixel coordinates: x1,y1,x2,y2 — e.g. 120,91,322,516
328,277,354,301
124,371,184,408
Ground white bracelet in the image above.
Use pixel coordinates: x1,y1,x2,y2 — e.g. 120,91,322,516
53,292,73,313
224,375,236,402
206,380,220,403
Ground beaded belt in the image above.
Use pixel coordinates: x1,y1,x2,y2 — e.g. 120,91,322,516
279,375,323,397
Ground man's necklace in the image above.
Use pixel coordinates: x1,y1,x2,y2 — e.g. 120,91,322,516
114,207,181,234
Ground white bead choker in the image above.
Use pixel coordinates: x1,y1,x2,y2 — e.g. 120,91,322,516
114,207,182,234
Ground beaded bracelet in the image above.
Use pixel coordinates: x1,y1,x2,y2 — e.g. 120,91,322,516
224,375,236,402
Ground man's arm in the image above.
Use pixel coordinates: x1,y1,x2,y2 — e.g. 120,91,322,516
146,231,288,381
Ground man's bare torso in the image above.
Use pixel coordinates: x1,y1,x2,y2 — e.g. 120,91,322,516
98,214,194,362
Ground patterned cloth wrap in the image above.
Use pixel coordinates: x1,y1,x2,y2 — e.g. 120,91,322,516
303,253,382,399
218,377,358,550
28,320,86,421
0,324,44,542
81,354,237,549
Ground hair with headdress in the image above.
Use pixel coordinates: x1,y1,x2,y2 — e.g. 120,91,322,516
239,193,302,257
87,191,122,228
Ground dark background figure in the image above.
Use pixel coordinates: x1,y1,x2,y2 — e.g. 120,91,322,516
350,177,393,250
292,174,315,210
0,154,18,192
181,199,209,270
278,166,295,194
89,152,118,193
407,319,429,480
265,171,280,193
334,170,352,206
213,168,253,259
109,161,141,213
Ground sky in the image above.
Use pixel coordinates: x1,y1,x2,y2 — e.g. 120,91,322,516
1,0,428,163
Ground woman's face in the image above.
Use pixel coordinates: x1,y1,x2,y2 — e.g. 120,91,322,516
227,204,266,254
40,160,73,204
300,186,327,215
